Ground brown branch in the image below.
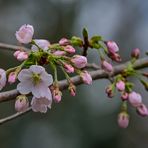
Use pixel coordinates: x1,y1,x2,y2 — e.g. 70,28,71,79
0,41,147,125
0,42,29,51
0,56,147,102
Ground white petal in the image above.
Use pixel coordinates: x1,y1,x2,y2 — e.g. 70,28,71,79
41,72,53,86
31,45,38,51
17,69,32,81
30,65,45,74
38,105,47,113
46,89,52,101
31,97,48,113
31,82,50,98
31,85,42,98
17,81,32,94
0,69,6,90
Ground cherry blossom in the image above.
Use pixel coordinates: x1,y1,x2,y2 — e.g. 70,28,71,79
31,92,52,113
15,24,34,44
17,65,53,98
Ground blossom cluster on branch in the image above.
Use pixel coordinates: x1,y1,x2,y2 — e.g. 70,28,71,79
0,24,147,128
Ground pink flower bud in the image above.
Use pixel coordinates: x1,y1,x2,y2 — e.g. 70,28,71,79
71,55,87,69
131,48,140,59
106,41,119,53
13,50,21,57
31,39,50,51
80,71,92,85
53,50,66,56
121,92,128,100
0,69,6,90
15,24,34,44
8,72,17,84
64,64,74,73
70,88,76,96
105,85,114,98
102,60,113,72
64,45,75,54
59,38,69,46
136,103,148,117
110,53,122,62
117,112,129,128
68,84,76,96
16,51,28,61
52,89,62,103
15,95,29,112
128,91,142,107
116,80,125,91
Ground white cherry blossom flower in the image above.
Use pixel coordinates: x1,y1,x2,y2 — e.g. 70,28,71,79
17,65,53,98
15,24,34,44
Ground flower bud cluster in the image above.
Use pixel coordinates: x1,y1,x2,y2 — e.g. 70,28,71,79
0,24,93,113
105,71,148,128
0,24,146,130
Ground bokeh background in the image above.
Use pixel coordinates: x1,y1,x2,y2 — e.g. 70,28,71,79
0,0,148,148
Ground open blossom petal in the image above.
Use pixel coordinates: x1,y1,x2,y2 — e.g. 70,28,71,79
17,81,33,94
40,72,53,86
31,39,50,51
29,65,45,74
0,69,6,90
17,69,32,82
32,83,52,98
31,93,52,113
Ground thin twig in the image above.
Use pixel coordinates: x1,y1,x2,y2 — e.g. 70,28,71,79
0,57,147,124
0,107,32,125
0,56,147,103
0,41,147,124
86,63,100,70
0,42,29,51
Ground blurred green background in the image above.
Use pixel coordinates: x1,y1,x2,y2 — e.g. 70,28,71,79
0,0,148,148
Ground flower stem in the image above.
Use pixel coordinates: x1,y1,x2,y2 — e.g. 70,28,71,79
60,66,71,84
